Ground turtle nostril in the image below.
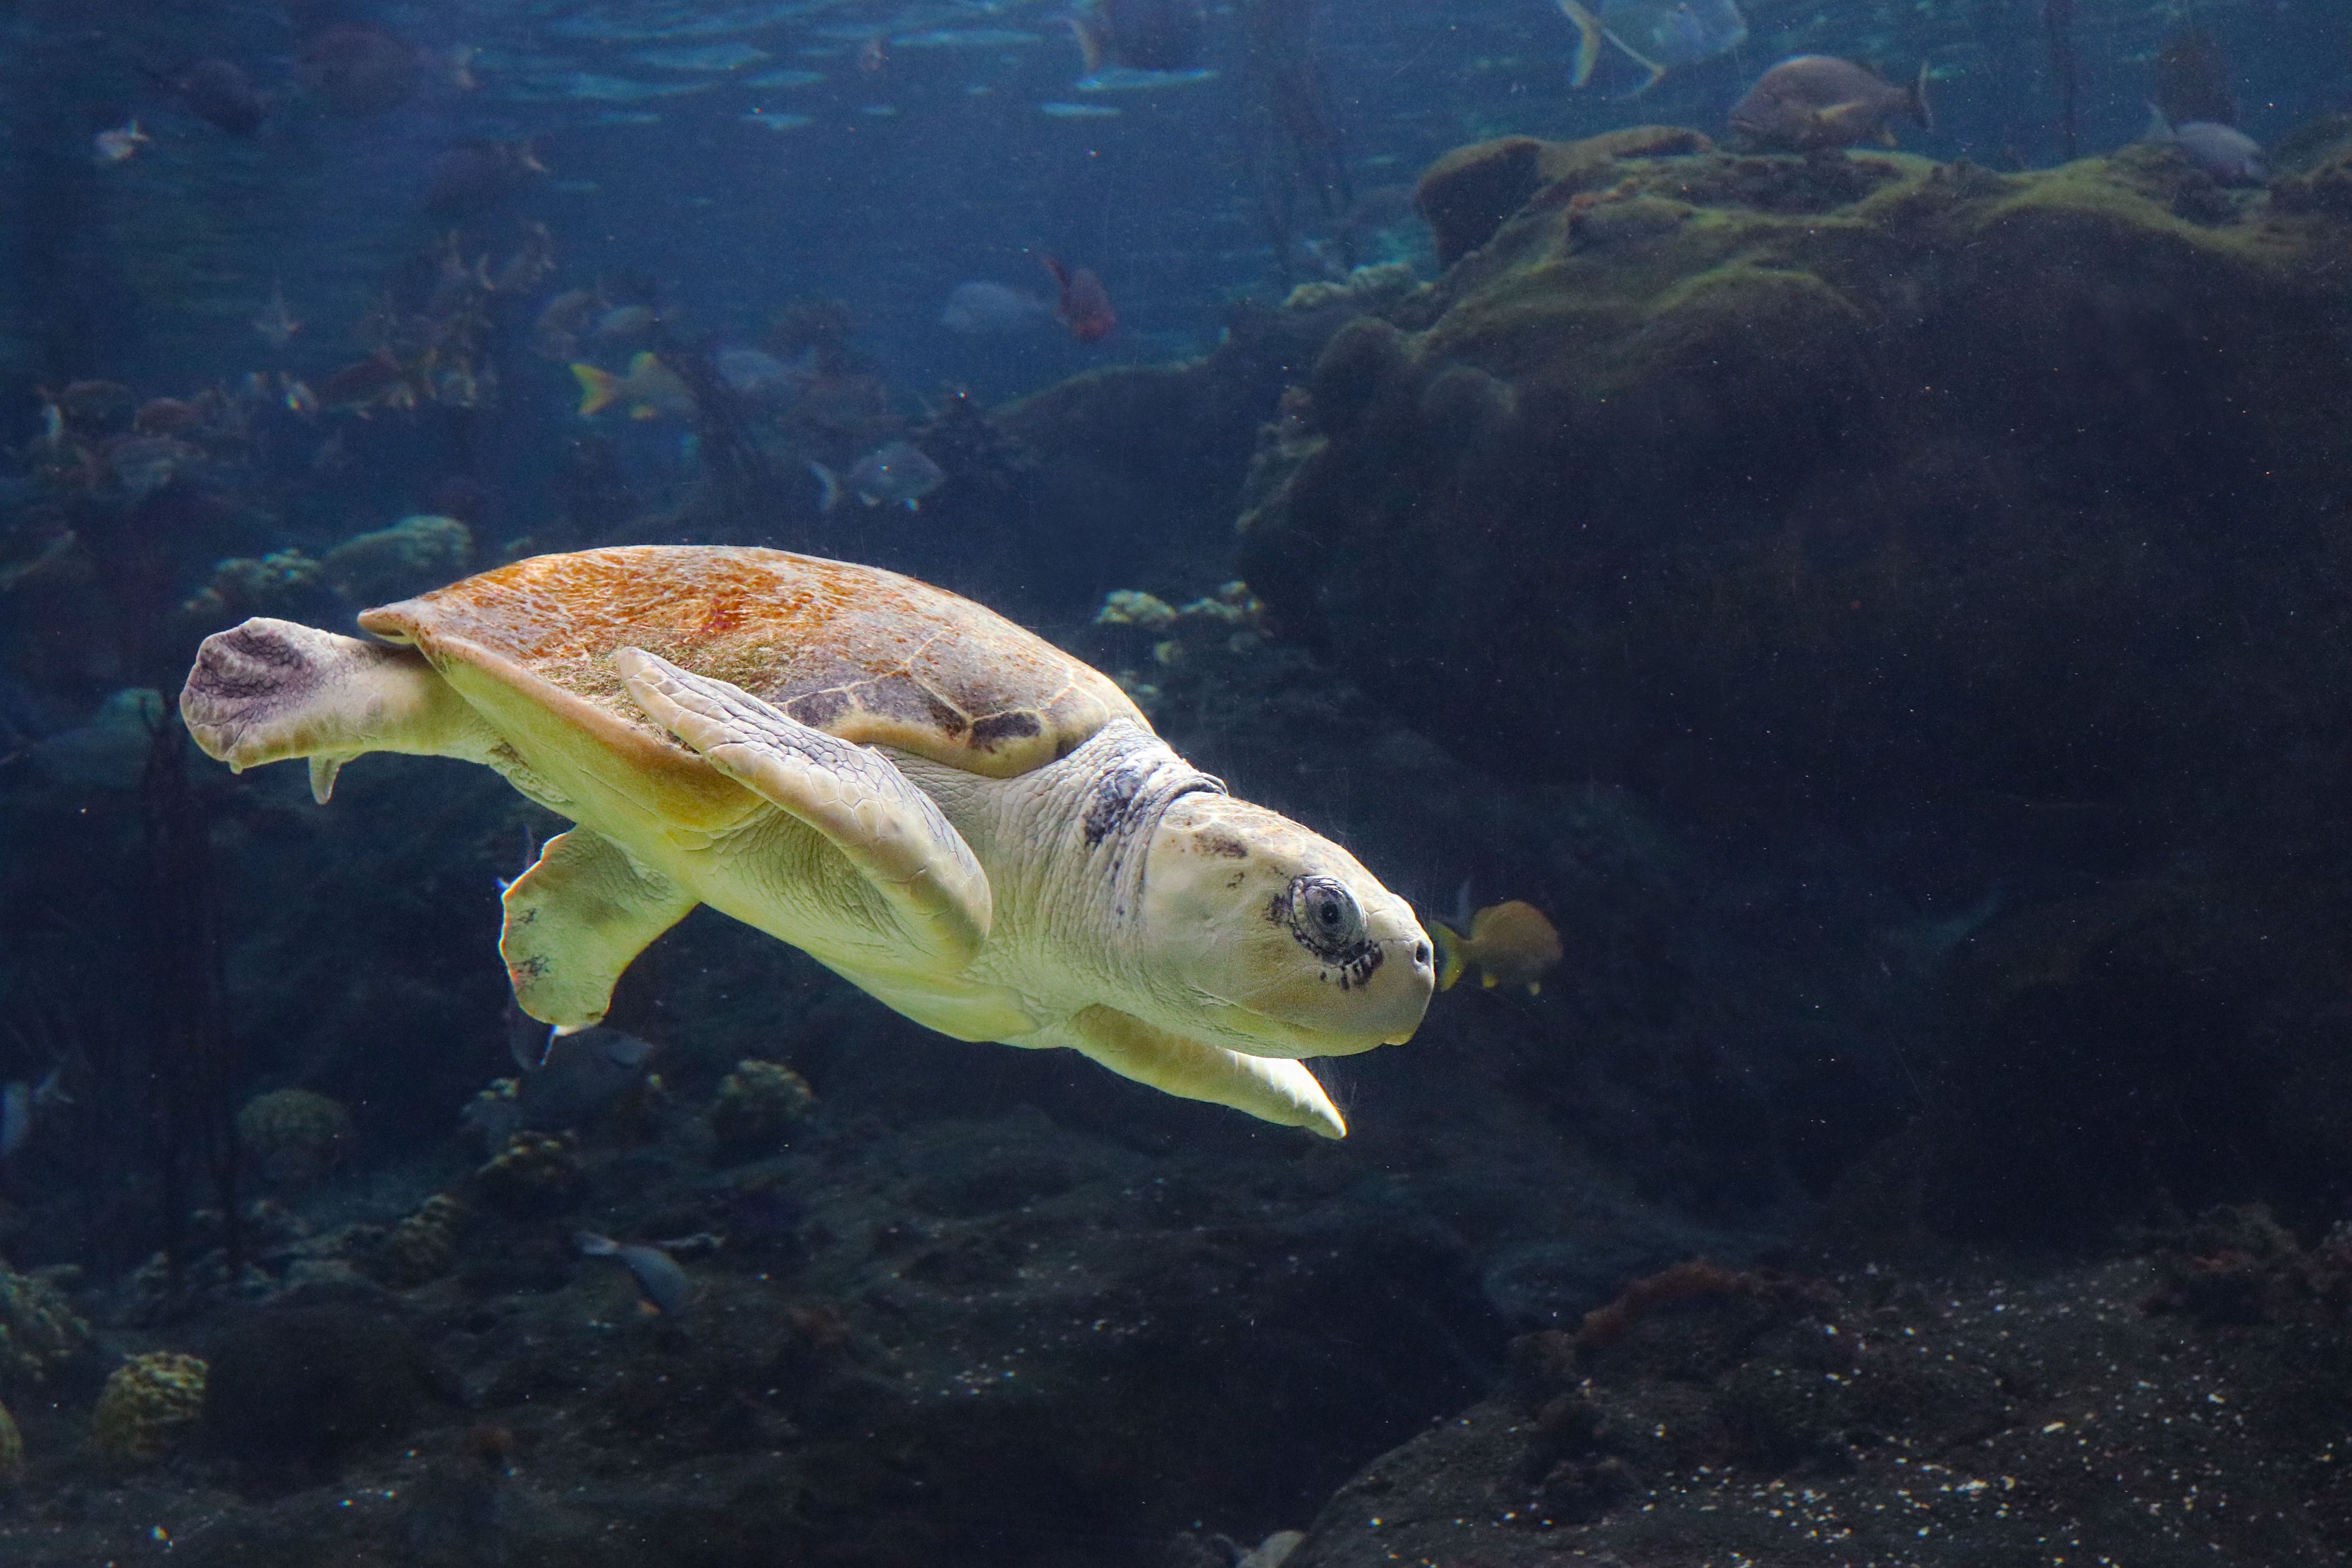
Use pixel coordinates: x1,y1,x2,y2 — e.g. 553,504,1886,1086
1413,941,1431,967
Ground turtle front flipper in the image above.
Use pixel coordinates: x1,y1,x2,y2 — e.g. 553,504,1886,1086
613,648,993,968
181,617,499,801
502,828,697,1029
1063,1005,1347,1139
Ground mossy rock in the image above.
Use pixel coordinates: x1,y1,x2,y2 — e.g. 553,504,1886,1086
1414,126,1712,266
1246,133,2352,845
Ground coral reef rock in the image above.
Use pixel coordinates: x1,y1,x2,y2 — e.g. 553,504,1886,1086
471,1130,586,1214
1245,129,2352,854
709,1058,817,1160
319,513,472,602
370,1193,471,1288
235,1088,353,1188
0,1263,90,1387
90,1352,207,1465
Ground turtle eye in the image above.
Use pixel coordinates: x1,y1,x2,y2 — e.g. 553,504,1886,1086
1287,875,1365,959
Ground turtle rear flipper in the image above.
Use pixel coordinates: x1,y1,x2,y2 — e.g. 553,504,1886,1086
180,617,499,800
502,828,697,1029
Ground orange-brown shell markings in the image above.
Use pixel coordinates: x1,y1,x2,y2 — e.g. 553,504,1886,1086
355,547,1146,778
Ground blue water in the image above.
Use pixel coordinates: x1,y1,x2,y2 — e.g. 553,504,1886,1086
1,0,2350,1561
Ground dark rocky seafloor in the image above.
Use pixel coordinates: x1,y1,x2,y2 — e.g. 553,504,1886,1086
7,118,2352,1566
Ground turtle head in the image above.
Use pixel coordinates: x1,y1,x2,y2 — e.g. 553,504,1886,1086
1136,792,1434,1059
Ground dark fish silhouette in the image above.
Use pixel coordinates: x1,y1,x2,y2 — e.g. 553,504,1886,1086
297,24,420,116
576,1233,691,1315
421,140,547,216
153,59,269,135
1043,256,1116,343
1728,56,1932,151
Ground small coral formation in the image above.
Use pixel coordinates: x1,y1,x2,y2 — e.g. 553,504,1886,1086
1093,582,1264,643
0,1261,90,1388
179,548,326,621
177,516,471,625
2140,1204,2352,1326
90,1352,207,1465
235,1087,352,1188
710,1059,817,1161
319,513,471,602
1090,582,1269,708
1093,589,1179,630
1279,261,1419,316
372,1193,473,1288
471,1130,585,1214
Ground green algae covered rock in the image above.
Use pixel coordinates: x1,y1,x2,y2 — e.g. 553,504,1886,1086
235,1087,353,1188
710,1059,817,1161
1244,128,2352,838
90,1352,207,1465
0,1263,90,1389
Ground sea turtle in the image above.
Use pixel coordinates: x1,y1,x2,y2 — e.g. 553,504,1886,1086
179,546,1433,1137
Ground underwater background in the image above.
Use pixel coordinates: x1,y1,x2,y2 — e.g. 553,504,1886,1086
4,0,2352,1561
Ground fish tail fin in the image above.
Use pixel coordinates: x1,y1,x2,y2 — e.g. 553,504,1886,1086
1040,253,1071,291
1912,61,1935,132
1558,0,1603,88
2144,100,2172,141
808,462,842,512
1430,920,1468,992
572,363,620,417
1607,42,1668,99
1062,14,1105,78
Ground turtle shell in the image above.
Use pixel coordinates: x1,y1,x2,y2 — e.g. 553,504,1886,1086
356,545,1145,779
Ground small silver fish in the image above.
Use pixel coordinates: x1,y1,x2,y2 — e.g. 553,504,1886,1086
2142,106,2265,185
811,440,945,513
251,278,302,349
577,1232,692,1315
93,119,152,164
714,346,815,401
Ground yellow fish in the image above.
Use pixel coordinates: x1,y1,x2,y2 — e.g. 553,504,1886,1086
571,351,695,420
1432,899,1564,996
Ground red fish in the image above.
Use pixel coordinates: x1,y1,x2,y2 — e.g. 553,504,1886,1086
1042,256,1115,343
